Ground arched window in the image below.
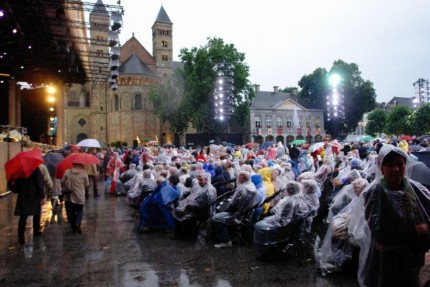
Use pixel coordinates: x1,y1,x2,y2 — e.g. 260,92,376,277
114,94,119,111
85,92,90,107
134,94,142,110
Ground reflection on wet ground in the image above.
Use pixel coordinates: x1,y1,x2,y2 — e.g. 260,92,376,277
0,179,358,287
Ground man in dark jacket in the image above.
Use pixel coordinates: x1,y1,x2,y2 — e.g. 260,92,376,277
9,167,46,244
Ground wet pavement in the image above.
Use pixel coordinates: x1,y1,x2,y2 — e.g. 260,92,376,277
0,178,359,287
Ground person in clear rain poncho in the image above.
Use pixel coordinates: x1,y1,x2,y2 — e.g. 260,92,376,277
316,178,369,277
173,172,217,239
326,169,362,224
212,171,259,248
350,144,430,287
254,181,310,260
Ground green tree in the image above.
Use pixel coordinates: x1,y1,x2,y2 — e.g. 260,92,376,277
365,109,387,137
384,106,413,136
177,37,254,134
148,69,184,135
297,60,377,137
411,103,430,135
281,86,299,94
297,67,329,109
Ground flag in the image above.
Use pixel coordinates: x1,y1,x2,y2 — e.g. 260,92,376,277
316,128,321,135
136,135,140,143
293,106,301,134
155,135,159,142
293,106,300,129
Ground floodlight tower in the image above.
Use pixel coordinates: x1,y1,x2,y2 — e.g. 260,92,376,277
326,73,345,139
213,62,234,121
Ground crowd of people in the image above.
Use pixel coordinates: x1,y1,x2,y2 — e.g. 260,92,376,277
8,136,430,287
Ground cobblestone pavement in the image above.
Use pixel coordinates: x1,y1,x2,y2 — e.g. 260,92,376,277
0,179,359,287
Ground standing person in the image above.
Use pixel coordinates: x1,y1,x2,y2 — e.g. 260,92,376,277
107,152,124,194
61,163,89,234
362,144,430,287
9,168,47,244
84,163,99,198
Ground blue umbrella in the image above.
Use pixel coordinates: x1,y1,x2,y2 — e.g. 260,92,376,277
259,141,274,150
43,152,64,177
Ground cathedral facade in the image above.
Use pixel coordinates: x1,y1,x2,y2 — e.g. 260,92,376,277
61,3,176,146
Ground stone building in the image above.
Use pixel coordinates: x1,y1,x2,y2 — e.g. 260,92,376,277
61,3,179,146
249,85,326,144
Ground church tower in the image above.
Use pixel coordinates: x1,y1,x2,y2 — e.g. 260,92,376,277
88,0,110,142
152,6,173,79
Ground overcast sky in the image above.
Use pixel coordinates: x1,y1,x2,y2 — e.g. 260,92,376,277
102,0,430,103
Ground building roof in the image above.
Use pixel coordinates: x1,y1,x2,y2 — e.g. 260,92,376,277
154,6,172,24
119,53,157,77
386,96,413,108
92,0,109,15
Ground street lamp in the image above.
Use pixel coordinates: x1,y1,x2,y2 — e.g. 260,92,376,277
326,73,345,138
213,61,234,121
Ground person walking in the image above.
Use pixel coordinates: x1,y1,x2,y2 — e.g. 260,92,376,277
61,162,89,234
9,167,47,244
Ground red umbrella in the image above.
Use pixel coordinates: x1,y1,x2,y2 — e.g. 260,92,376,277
400,135,413,141
56,153,100,179
5,149,44,181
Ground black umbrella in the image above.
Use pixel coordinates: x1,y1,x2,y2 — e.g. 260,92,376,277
408,161,430,186
43,152,64,177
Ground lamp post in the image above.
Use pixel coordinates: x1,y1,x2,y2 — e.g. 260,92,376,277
326,73,345,139
46,85,57,144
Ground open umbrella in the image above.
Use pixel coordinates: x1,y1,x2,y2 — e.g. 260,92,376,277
56,153,100,179
308,142,325,153
259,141,274,150
400,135,413,141
5,149,44,181
63,144,81,152
290,139,306,145
77,138,107,149
245,142,259,148
359,136,375,143
43,152,64,177
408,161,430,185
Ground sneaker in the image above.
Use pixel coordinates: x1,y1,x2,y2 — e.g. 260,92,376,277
214,241,232,248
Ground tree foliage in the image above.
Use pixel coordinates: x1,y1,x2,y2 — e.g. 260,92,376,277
148,69,184,125
384,106,413,135
297,60,377,137
365,109,387,137
176,37,255,134
410,104,430,135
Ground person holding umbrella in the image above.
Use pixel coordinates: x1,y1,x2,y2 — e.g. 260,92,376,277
6,149,47,244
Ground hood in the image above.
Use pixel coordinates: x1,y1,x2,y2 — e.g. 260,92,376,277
258,167,272,182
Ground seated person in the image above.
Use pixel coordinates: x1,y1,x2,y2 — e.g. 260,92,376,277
138,176,180,232
174,172,217,240
316,178,369,276
300,179,320,233
326,170,362,224
212,171,259,248
114,163,138,196
211,166,227,196
254,181,310,260
127,169,156,206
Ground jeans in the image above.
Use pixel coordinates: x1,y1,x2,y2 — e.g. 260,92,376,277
66,201,84,230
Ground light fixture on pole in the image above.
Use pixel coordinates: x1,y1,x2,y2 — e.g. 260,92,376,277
326,73,345,138
213,61,234,121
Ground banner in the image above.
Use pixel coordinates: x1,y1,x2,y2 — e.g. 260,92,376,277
267,128,272,135
307,127,311,136
277,127,282,135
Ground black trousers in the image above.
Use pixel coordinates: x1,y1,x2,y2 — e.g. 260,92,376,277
18,212,41,241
